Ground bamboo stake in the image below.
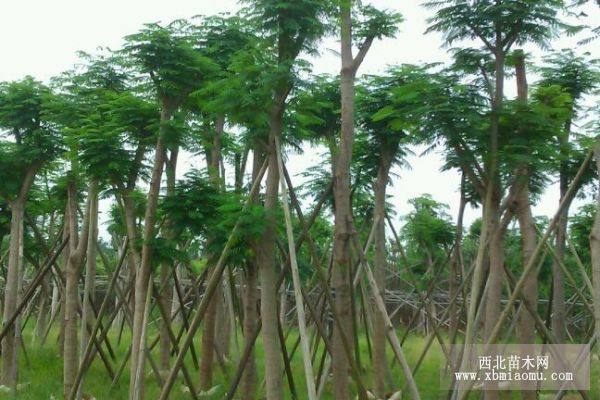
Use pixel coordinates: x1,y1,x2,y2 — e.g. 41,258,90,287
275,136,317,400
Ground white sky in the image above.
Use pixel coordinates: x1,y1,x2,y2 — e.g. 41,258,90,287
1,0,598,233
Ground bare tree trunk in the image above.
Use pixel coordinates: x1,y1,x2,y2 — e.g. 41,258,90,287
64,180,94,397
159,148,178,373
78,180,99,398
130,106,171,399
450,175,466,337
590,142,600,354
470,45,505,400
1,200,24,392
241,260,259,400
241,148,263,400
199,262,218,390
258,108,284,400
34,273,51,343
513,51,538,400
551,118,573,342
1,166,38,392
199,116,224,390
372,155,392,398
332,4,358,398
59,205,70,354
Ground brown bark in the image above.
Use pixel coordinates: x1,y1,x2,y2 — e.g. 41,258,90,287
159,148,178,373
79,180,99,396
63,179,94,397
450,175,467,337
551,117,573,342
513,51,538,400
199,116,224,390
1,165,38,392
240,147,263,400
591,142,600,354
258,108,284,400
372,153,393,398
34,273,51,343
130,106,171,399
332,3,363,397
1,200,24,392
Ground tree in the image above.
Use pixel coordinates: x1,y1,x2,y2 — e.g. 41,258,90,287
425,7,571,393
537,50,599,341
0,77,60,393
122,20,218,398
334,3,402,397
356,69,413,398
240,1,330,397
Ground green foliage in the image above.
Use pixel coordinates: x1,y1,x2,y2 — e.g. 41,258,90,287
241,0,330,60
0,199,10,238
291,75,340,144
161,171,267,266
403,195,455,248
425,0,572,52
107,190,146,239
569,202,597,264
401,195,455,276
537,50,599,107
498,84,573,195
123,20,218,106
0,77,61,200
353,4,403,42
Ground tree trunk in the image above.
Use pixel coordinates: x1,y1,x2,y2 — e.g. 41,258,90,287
450,175,466,337
199,262,218,391
64,180,93,398
200,116,225,390
1,200,24,392
590,142,600,355
372,156,392,398
78,180,99,397
1,166,38,392
34,273,51,343
240,147,263,400
551,117,572,342
159,148,178,373
513,51,538,400
130,106,171,399
257,108,284,400
332,3,357,398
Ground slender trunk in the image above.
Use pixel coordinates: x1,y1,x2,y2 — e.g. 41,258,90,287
59,204,70,354
159,148,178,373
121,194,140,316
450,175,466,336
199,259,218,390
241,148,262,400
200,116,224,389
513,52,538,400
130,106,171,399
590,142,600,354
372,156,392,398
331,3,357,398
551,118,572,342
258,109,284,400
34,273,51,343
1,200,24,392
64,180,94,397
468,43,504,400
1,166,37,392
78,180,99,397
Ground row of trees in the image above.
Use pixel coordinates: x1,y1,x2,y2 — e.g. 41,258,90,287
0,0,598,399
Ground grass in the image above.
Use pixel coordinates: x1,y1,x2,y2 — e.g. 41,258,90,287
1,326,598,399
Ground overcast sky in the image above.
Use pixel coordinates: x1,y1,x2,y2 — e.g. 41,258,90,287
1,0,598,232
